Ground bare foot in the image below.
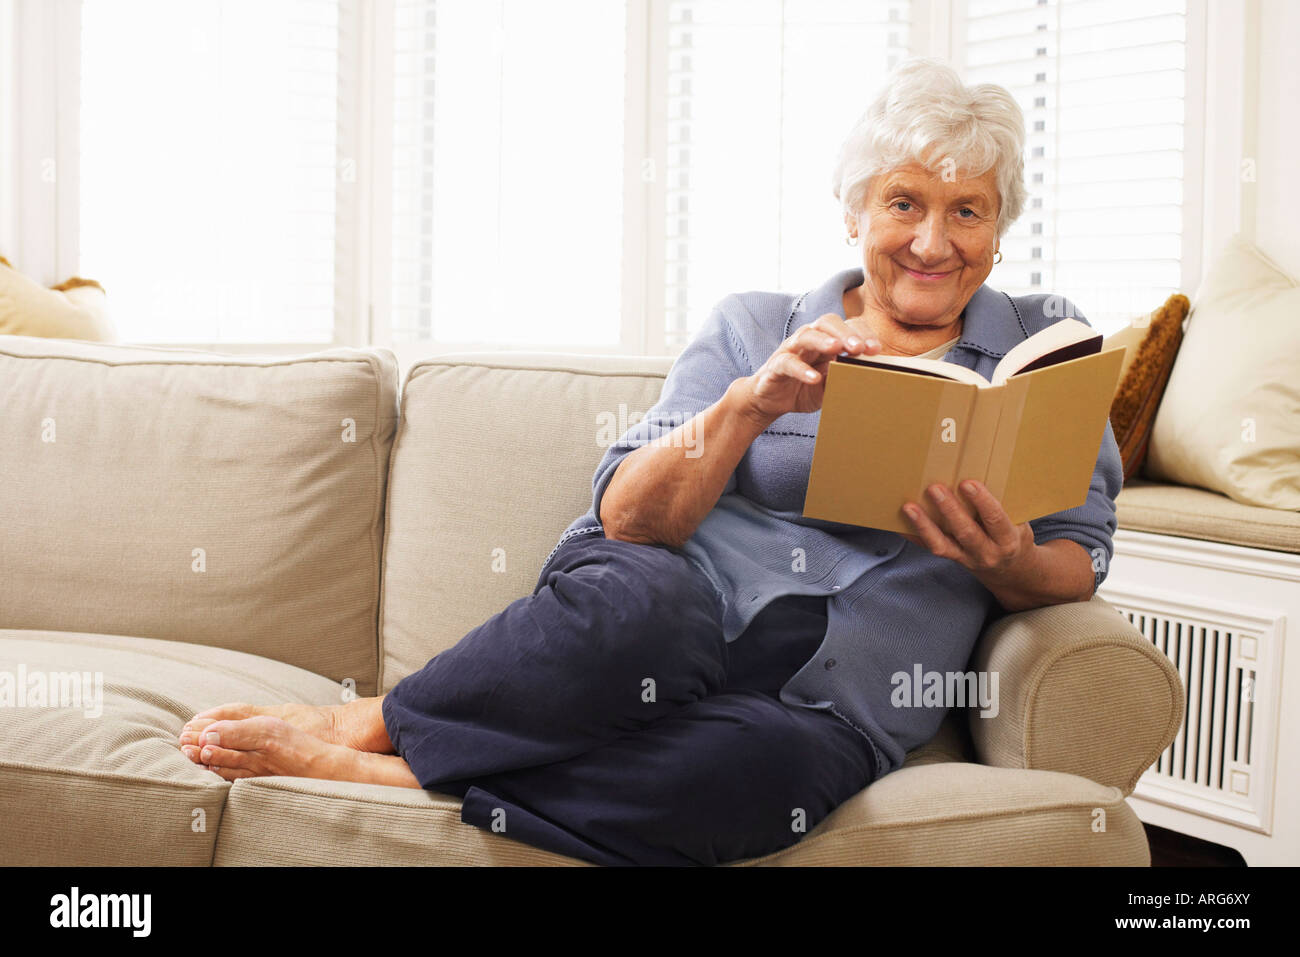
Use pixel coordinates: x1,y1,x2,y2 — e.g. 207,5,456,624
181,716,420,788
177,697,392,754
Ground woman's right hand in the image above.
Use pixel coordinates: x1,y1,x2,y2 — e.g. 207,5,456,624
737,313,882,422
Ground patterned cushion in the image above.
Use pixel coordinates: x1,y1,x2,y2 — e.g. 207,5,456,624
1105,293,1189,480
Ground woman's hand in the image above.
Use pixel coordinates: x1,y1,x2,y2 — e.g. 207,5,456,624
900,479,1036,580
737,313,881,423
900,478,1099,612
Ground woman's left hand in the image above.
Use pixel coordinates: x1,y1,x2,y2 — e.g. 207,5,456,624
900,479,1036,579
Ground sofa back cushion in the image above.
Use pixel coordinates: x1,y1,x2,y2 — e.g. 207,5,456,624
0,335,398,695
380,352,672,691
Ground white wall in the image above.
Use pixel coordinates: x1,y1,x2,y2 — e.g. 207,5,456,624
0,0,15,260
1252,0,1300,278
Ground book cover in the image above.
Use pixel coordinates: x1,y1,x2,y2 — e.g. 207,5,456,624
801,332,1126,535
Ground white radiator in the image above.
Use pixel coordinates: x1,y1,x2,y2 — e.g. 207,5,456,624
1099,529,1299,866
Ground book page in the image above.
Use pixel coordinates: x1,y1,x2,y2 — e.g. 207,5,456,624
834,353,989,387
991,317,1101,385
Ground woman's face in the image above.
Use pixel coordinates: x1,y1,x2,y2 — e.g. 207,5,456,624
847,160,1001,328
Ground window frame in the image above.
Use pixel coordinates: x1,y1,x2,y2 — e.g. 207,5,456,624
3,0,1238,361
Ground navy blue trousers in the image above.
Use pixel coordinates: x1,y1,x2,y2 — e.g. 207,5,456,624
381,532,879,866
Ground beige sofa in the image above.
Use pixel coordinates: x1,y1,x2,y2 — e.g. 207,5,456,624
0,334,1185,866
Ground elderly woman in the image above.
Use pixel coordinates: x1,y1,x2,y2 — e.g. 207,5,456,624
177,57,1122,866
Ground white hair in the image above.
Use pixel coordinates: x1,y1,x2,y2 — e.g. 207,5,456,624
831,57,1027,240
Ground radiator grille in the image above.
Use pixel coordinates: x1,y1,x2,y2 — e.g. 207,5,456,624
1125,612,1255,793
1106,596,1278,832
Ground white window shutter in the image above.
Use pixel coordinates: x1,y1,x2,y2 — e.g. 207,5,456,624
663,0,912,350
389,0,627,348
79,0,343,344
961,0,1189,332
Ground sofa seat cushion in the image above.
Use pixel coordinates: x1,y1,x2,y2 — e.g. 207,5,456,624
215,777,589,866
214,714,1145,867
213,705,973,865
213,747,1147,866
0,628,346,865
1116,477,1300,553
2,629,1146,867
741,762,1150,866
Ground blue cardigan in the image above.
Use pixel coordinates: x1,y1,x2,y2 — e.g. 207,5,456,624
545,266,1124,776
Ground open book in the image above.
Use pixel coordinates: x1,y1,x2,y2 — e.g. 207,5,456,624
802,318,1126,534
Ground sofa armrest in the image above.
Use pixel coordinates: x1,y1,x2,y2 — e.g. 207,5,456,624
968,594,1185,795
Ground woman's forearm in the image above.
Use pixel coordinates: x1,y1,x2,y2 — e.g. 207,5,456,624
975,539,1096,613
601,313,878,548
599,377,775,547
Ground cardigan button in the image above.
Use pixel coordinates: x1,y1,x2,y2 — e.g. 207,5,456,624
875,547,889,556
824,658,837,670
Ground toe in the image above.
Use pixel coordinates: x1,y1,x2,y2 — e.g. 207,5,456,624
183,703,255,735
178,717,217,745
200,715,284,751
199,744,249,769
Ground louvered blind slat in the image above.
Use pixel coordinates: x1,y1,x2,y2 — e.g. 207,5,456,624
79,0,342,344
664,0,910,350
389,0,626,346
964,0,1188,332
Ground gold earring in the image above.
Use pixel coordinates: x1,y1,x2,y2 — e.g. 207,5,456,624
993,249,1002,264
846,235,859,247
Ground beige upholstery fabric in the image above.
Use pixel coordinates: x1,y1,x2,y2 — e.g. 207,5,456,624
213,714,965,866
1145,234,1300,509
379,352,673,690
1,343,1178,866
215,777,590,866
212,710,1143,866
210,694,975,866
0,336,398,694
740,763,1150,866
0,628,346,865
968,595,1185,794
1117,477,1300,553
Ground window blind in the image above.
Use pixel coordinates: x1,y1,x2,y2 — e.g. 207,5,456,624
664,0,911,349
79,0,342,344
961,0,1188,333
389,0,627,347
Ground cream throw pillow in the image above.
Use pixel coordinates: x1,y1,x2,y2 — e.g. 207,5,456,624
1144,234,1300,510
0,256,115,341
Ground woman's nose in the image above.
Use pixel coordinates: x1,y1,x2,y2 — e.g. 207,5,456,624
911,215,954,260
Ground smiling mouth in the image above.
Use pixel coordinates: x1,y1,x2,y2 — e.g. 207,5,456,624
901,265,953,280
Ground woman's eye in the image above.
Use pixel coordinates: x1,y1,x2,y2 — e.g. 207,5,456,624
894,201,912,212
958,208,975,218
